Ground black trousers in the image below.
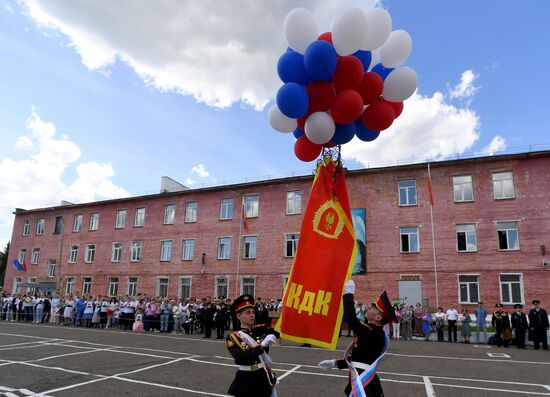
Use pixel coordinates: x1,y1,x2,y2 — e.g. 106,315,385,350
344,374,384,397
533,327,548,350
447,320,457,341
204,320,212,338
514,328,526,348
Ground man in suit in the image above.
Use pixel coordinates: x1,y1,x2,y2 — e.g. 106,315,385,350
528,299,549,350
511,304,528,349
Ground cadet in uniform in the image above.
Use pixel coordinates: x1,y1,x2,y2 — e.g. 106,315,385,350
510,304,528,349
226,294,279,397
528,299,549,350
318,280,396,397
492,303,511,347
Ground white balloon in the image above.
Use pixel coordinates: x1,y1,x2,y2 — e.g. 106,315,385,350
283,8,318,54
331,8,368,56
382,67,418,102
305,112,335,145
362,8,392,50
380,30,412,68
268,105,297,133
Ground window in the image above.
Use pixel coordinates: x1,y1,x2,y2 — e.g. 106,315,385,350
458,275,479,304
27,277,36,294
127,277,138,296
400,227,419,253
241,276,255,296
31,248,40,264
134,208,145,227
68,245,78,263
220,198,233,220
453,175,474,202
89,213,99,231
185,202,197,223
243,236,257,259
85,244,96,263
398,180,417,206
14,278,22,294
108,277,119,296
182,239,195,260
82,277,92,295
456,224,477,252
18,249,26,264
157,278,169,298
179,277,192,299
73,215,83,232
131,242,142,262
493,171,515,199
112,242,123,262
115,210,126,229
286,191,302,214
215,276,228,299
65,277,74,295
164,204,176,225
47,262,56,278
22,220,31,236
53,216,63,234
497,221,519,251
500,274,523,304
245,195,259,218
218,237,232,259
36,218,45,235
160,240,172,261
285,233,299,257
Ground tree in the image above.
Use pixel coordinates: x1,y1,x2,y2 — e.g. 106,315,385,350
0,241,9,289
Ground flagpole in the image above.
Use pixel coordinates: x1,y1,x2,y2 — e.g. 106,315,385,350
428,162,440,309
235,196,244,298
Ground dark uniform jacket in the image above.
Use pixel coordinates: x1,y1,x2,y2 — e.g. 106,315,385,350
528,308,549,329
226,324,279,397
336,293,386,397
491,311,510,330
511,312,528,330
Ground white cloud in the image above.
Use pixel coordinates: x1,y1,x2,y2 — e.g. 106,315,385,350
191,164,210,178
184,178,196,186
15,136,33,150
482,135,507,156
0,109,130,242
449,70,479,100
19,0,377,110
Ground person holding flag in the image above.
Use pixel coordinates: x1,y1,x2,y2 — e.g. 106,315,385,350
318,280,396,397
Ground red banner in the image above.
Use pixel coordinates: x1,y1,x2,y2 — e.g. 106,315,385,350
275,159,356,349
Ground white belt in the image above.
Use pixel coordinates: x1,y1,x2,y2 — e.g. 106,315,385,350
238,363,264,371
351,361,369,370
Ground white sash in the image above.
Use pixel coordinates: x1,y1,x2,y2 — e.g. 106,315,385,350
237,331,279,397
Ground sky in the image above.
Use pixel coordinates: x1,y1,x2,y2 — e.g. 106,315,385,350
1,0,550,251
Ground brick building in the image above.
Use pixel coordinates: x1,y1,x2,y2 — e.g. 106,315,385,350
4,150,550,310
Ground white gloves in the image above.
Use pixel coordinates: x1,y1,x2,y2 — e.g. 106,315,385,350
261,334,277,348
344,279,355,295
318,359,336,370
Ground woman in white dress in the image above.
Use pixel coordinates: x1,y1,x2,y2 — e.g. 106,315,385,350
63,295,75,326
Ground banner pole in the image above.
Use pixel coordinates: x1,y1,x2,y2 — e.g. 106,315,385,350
235,196,244,298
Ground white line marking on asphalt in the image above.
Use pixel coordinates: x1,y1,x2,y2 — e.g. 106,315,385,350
423,376,436,397
487,353,510,358
17,389,35,395
473,345,491,348
114,355,199,377
29,378,108,397
431,382,550,396
277,365,302,381
544,385,550,391
0,386,15,391
109,376,231,396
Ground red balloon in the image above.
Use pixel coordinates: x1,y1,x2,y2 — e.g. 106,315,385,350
385,100,404,118
331,90,364,124
318,32,333,44
361,101,395,131
306,81,335,113
357,72,383,105
297,112,311,131
323,141,337,148
294,136,322,162
333,56,364,93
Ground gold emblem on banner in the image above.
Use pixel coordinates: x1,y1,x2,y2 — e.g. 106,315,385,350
312,200,344,239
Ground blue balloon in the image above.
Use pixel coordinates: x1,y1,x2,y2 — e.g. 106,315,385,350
355,120,380,142
276,83,309,119
332,123,356,145
293,128,305,139
277,51,310,85
304,40,338,81
371,63,394,81
353,50,372,71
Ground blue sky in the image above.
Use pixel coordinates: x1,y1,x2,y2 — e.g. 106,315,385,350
1,0,549,249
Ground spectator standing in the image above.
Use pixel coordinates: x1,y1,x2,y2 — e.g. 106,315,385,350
413,303,423,336
133,309,145,333
392,304,401,341
511,304,528,349
492,303,511,347
216,302,229,339
460,308,472,344
401,305,413,341
445,303,459,342
433,307,445,342
528,299,549,350
159,298,170,333
474,301,488,344
422,310,433,341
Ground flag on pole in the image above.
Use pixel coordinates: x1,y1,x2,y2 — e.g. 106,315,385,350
241,202,249,233
275,159,357,349
11,259,23,272
427,172,434,207
22,260,27,271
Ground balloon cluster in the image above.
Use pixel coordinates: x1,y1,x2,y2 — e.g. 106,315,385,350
268,7,418,162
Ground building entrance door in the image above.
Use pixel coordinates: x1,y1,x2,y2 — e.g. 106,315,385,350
399,279,422,307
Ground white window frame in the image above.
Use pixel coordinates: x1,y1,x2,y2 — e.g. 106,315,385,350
218,237,232,260
131,241,142,262
82,277,92,295
14,277,22,294
160,240,173,262
492,171,515,200
134,208,145,227
84,244,96,263
127,277,138,296
286,191,302,215
220,198,233,220
27,277,36,294
89,213,100,231
163,204,176,225
157,277,169,298
499,273,524,305
115,210,126,229
184,202,198,223
243,235,257,259
22,220,31,236
65,277,74,295
398,180,417,206
179,277,192,299
73,214,83,232
47,262,56,278
496,221,520,251
182,239,195,261
453,175,474,202
400,227,420,253
282,276,289,295
456,223,478,252
68,245,78,263
36,218,45,235
240,276,256,296
31,248,40,264
284,233,300,257
18,249,26,264
244,195,259,218
111,242,123,262
457,274,480,304
108,277,119,297
214,276,229,299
